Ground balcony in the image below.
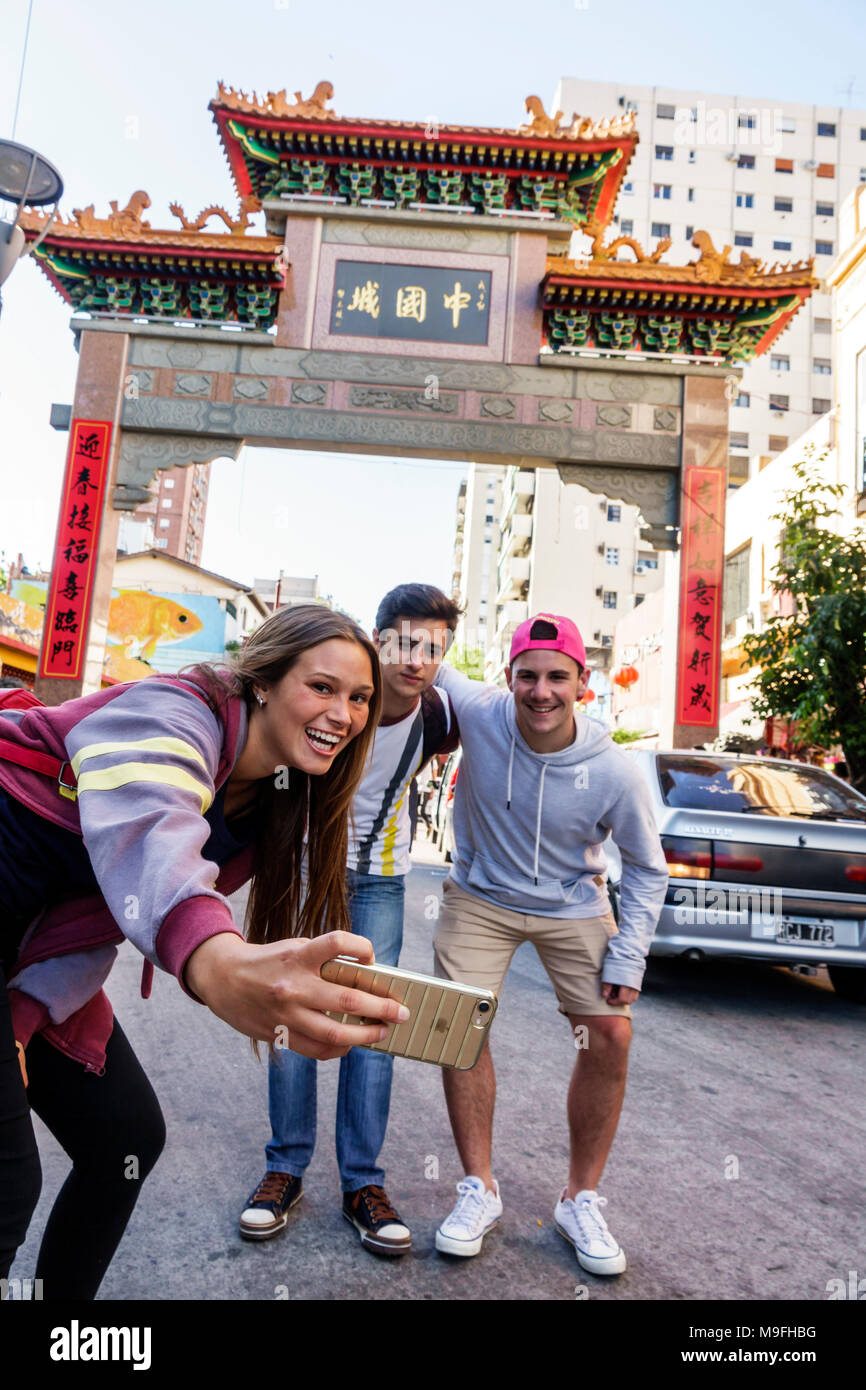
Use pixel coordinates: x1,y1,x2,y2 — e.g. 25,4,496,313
497,554,530,602
495,599,528,640
504,468,536,516
499,511,533,561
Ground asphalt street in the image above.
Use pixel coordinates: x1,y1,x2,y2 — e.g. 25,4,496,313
11,840,866,1301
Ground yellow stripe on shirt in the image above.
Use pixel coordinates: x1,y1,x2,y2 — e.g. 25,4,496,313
71,737,209,778
76,762,213,813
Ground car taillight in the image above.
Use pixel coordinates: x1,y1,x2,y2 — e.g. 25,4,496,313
715,852,764,873
845,865,866,883
662,837,712,879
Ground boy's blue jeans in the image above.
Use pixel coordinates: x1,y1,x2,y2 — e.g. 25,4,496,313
265,868,405,1192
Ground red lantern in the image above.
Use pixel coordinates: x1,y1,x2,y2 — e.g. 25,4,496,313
613,665,639,689
580,688,596,703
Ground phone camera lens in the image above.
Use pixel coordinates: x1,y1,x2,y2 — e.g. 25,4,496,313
478,1002,490,1013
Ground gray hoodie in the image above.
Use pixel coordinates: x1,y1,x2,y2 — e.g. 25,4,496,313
434,665,668,991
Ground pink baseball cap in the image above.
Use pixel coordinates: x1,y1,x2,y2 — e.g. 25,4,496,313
509,613,586,670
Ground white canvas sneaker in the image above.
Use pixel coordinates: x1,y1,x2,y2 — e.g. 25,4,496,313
554,1188,627,1275
435,1176,503,1257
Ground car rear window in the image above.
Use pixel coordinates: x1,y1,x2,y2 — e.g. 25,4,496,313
656,756,866,821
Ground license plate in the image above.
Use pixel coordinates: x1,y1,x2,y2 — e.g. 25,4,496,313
750,916,859,947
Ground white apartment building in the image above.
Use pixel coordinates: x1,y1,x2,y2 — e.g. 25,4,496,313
451,465,504,654
555,77,866,486
452,463,664,685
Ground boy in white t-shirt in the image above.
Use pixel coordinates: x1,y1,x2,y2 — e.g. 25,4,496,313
239,584,460,1255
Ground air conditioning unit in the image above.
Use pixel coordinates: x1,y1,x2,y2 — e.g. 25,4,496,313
725,151,739,162
595,586,603,598
803,159,819,171
634,563,647,577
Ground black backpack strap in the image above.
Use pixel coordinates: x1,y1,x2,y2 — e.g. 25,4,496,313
421,686,458,765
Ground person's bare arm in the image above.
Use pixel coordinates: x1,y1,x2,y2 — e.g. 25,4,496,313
184,930,410,1060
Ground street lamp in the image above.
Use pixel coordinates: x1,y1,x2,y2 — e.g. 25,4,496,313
0,138,63,290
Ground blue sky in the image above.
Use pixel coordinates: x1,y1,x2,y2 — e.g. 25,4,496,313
1,0,864,629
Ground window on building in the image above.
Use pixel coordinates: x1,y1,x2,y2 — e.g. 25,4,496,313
622,180,634,195
861,128,866,140
738,154,756,169
814,317,832,333
771,354,790,371
729,431,749,449
161,497,172,508
651,221,671,237
159,518,171,528
815,239,834,255
601,633,615,646
155,538,168,549
769,394,790,412
817,121,837,137
812,397,832,414
724,543,751,622
775,158,793,173
816,201,834,217
735,192,753,208
738,113,757,129
655,144,673,160
774,197,793,212
606,546,620,566
773,239,792,251
602,591,618,610
653,183,672,199
734,233,753,247
813,357,832,374
656,103,676,119
734,391,750,407
163,478,175,489
640,556,659,570
688,150,696,164
685,224,694,239
620,218,634,234
779,116,796,134
816,163,835,178
485,512,494,522
728,453,750,485
687,187,695,202
861,169,866,184
768,435,788,452
607,504,621,522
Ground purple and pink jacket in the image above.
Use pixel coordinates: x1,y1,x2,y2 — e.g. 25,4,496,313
0,673,253,1072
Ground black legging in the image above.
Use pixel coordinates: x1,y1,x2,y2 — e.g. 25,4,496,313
0,967,165,1299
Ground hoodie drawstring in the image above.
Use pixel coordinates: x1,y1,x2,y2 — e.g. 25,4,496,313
533,762,547,885
506,736,516,810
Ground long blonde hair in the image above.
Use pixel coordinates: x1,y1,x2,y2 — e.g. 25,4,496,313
193,604,381,944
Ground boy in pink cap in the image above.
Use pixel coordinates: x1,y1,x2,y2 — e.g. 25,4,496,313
431,613,668,1275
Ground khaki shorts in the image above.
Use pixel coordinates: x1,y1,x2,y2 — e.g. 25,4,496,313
433,879,633,1020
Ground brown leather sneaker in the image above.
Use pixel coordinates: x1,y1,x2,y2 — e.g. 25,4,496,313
239,1172,302,1241
342,1184,411,1256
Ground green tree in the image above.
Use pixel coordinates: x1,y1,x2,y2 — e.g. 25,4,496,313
611,728,647,744
445,642,485,680
741,450,866,788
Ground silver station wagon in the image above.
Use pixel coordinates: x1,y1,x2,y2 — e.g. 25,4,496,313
605,750,866,1002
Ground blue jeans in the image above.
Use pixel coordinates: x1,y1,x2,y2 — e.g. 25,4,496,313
265,869,406,1191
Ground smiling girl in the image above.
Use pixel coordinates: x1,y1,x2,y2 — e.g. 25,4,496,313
0,604,408,1298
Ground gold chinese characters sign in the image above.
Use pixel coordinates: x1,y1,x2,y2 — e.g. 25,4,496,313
330,261,491,345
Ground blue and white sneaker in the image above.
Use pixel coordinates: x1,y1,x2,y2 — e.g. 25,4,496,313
435,1176,502,1257
554,1188,627,1275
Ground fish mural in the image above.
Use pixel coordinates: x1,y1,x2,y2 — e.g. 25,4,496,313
107,590,203,661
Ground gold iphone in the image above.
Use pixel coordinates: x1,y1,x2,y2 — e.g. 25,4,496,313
320,956,497,1069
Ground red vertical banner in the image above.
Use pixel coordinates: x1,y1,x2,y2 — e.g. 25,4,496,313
675,466,725,728
39,419,113,681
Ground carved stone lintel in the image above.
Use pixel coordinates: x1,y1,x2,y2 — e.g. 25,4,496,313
556,463,680,549
595,404,632,429
114,431,243,510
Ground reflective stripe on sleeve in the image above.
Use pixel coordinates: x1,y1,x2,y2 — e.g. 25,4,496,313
76,762,213,813
71,736,209,778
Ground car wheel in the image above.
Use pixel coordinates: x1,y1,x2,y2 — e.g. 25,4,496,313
827,964,866,1004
